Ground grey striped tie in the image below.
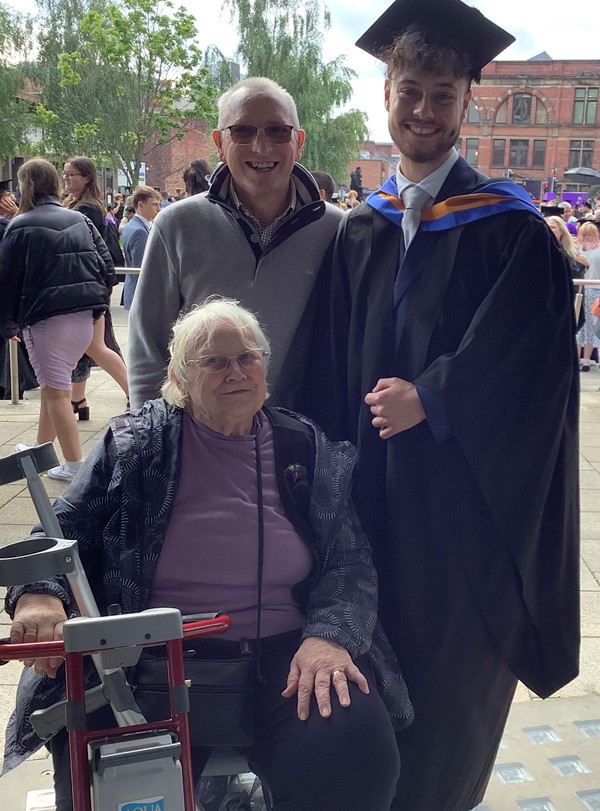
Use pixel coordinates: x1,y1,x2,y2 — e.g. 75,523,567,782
402,185,431,249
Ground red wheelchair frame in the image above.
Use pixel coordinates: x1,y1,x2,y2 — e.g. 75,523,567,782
0,614,231,811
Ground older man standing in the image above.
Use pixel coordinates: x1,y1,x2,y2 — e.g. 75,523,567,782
296,1,580,809
128,77,342,408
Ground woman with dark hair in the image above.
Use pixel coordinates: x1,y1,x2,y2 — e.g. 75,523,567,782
0,158,113,480
183,158,211,196
63,155,129,417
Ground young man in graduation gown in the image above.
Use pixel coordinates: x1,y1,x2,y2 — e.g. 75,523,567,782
294,1,580,809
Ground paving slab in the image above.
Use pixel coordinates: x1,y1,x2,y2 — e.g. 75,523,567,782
581,591,600,637
582,539,600,576
479,695,600,810
582,559,600,591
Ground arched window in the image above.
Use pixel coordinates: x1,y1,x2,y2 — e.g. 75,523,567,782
512,94,532,124
496,99,508,124
535,100,548,125
495,95,549,126
467,100,480,123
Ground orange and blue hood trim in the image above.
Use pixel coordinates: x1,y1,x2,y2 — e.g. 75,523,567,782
366,175,542,231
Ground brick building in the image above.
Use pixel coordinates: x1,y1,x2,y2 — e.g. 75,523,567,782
349,55,600,202
348,141,399,196
144,119,214,197
460,54,600,200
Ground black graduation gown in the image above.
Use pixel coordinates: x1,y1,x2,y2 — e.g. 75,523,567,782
297,157,580,811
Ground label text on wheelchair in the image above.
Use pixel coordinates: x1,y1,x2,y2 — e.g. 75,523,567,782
119,798,164,811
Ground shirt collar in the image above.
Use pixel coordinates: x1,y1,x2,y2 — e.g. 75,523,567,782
395,148,460,202
228,178,296,223
134,212,152,230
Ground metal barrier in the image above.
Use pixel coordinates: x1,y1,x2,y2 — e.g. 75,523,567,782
5,275,596,404
7,268,141,404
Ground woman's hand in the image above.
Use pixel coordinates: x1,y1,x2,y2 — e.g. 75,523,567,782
11,593,67,678
282,636,369,721
576,253,590,268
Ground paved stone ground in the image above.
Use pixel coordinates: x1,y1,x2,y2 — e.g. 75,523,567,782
0,297,598,808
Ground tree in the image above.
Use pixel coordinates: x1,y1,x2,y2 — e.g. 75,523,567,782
34,0,217,186
27,0,97,160
0,3,37,162
222,0,368,184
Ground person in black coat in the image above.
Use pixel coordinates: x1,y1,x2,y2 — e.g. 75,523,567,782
0,185,39,399
0,158,113,480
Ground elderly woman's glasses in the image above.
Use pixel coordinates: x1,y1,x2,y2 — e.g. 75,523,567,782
221,125,295,144
187,351,269,373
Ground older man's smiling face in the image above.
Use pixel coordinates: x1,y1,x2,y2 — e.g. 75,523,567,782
213,88,305,211
385,66,470,181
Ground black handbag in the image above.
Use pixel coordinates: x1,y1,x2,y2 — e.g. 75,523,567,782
131,650,257,747
129,422,266,748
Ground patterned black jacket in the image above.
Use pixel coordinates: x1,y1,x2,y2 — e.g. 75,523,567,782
3,400,413,772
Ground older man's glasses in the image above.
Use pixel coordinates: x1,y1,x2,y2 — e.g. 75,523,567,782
222,124,296,144
187,350,269,373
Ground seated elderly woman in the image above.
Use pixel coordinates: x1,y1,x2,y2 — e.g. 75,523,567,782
4,299,412,811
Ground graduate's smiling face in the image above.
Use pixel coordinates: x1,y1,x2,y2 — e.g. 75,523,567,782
385,66,471,180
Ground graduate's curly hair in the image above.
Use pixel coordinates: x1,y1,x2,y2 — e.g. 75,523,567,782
382,31,476,84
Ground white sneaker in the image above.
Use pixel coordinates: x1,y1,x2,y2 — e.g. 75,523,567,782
15,443,37,453
47,462,81,482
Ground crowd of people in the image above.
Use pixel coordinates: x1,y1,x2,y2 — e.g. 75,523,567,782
0,0,585,809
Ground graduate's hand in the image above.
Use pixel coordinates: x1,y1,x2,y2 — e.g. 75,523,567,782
282,637,369,721
365,377,425,439
11,593,67,678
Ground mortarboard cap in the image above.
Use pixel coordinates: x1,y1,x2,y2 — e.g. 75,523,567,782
355,0,515,79
540,205,564,218
0,179,16,193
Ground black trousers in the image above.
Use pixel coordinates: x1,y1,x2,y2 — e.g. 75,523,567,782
49,631,400,811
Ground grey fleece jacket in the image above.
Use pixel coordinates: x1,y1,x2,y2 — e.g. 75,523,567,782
128,163,343,408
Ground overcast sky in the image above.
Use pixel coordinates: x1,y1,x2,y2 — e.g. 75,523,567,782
8,0,598,142
193,0,599,142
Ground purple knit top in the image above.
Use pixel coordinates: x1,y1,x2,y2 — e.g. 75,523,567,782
147,410,312,639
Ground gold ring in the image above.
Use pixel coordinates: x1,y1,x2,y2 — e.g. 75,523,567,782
23,628,37,635
332,669,345,678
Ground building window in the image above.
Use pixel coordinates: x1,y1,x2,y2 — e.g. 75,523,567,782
549,755,591,777
532,140,547,168
535,100,549,125
569,140,594,168
510,139,529,167
518,800,557,811
455,136,462,153
512,93,532,124
493,763,535,784
577,790,600,811
523,725,561,744
467,100,480,123
465,138,479,166
575,720,600,738
492,139,506,166
573,87,598,125
496,99,508,124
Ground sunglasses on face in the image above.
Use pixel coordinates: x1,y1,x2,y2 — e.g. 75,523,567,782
221,124,296,144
